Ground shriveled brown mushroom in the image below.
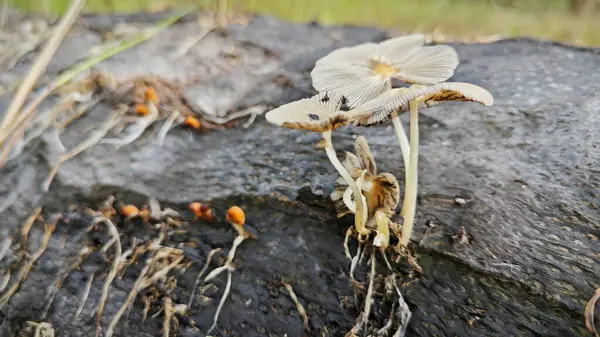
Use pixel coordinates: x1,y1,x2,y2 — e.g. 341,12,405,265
331,136,400,249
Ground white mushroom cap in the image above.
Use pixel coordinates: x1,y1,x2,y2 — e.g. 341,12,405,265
311,34,459,108
352,82,494,127
264,91,352,132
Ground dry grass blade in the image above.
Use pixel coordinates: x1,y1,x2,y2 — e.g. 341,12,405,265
0,222,56,308
73,269,95,322
0,9,190,166
91,217,122,337
42,105,127,191
101,101,159,148
282,281,310,331
162,297,173,337
188,248,223,309
157,110,182,146
0,0,85,141
585,287,600,337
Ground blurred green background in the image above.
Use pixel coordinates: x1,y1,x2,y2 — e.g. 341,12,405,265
7,0,600,46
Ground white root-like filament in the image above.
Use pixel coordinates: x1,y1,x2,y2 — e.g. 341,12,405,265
400,101,420,247
92,217,122,337
206,268,232,335
322,130,369,235
188,248,223,309
73,269,95,322
391,116,410,182
361,250,376,329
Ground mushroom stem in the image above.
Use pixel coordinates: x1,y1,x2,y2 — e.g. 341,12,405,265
391,115,410,182
322,130,368,235
399,101,420,247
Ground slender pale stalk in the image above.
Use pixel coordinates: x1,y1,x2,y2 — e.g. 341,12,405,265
400,101,420,247
322,130,368,235
391,116,410,182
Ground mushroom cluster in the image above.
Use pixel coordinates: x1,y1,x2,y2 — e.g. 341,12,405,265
266,34,493,251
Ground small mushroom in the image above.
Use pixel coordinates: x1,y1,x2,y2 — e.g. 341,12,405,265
120,204,139,219
353,82,493,247
310,35,459,197
311,34,458,109
265,92,371,236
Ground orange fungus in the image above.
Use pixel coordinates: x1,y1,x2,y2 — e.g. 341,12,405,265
226,206,245,226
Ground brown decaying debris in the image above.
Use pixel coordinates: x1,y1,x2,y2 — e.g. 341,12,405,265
282,280,310,331
0,221,56,308
585,287,600,337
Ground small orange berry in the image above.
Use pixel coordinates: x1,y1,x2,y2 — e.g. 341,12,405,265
189,202,203,217
226,206,245,226
121,204,139,217
144,87,160,104
135,103,149,115
184,116,201,129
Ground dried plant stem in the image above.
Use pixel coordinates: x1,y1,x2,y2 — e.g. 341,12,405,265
399,101,420,247
73,269,95,322
0,9,189,166
188,248,223,309
92,217,122,337
105,249,184,337
18,207,42,258
101,101,159,148
157,110,181,146
105,260,151,337
0,223,56,308
26,321,55,337
162,297,173,337
282,281,309,331
322,130,368,236
0,0,85,142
